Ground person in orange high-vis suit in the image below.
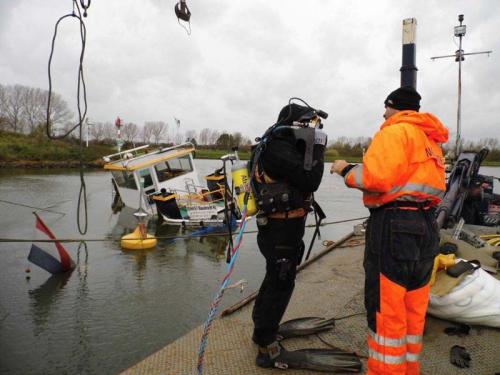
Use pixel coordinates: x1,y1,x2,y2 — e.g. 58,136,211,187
331,86,449,375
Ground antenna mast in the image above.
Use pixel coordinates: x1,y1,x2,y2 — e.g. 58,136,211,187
431,14,492,157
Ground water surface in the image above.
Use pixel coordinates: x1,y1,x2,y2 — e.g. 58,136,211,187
1,162,495,374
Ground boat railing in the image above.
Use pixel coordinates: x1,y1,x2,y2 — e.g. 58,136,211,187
102,145,150,163
130,143,195,164
103,143,196,164
148,185,227,206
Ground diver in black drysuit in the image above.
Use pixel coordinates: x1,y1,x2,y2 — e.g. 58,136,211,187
250,103,326,366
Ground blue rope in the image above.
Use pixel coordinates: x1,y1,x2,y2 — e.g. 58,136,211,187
196,206,248,375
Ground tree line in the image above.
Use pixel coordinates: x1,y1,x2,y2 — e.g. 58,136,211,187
1,83,498,160
0,83,253,148
326,135,500,161
0,83,73,134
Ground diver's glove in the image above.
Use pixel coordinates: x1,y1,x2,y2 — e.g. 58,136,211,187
444,323,470,337
450,345,471,368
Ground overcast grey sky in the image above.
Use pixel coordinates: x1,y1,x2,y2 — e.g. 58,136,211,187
1,0,499,143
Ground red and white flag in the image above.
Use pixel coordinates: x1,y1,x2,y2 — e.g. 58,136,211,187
28,213,75,274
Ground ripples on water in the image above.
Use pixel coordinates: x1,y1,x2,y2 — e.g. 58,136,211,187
1,162,495,374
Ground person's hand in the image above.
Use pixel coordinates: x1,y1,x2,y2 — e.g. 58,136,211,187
330,160,348,175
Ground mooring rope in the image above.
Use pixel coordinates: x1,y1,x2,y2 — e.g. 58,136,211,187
0,199,66,216
196,207,249,375
0,216,368,244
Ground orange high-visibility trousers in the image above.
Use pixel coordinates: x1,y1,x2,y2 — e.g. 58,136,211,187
364,206,438,375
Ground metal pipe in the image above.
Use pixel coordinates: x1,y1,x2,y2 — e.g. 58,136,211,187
400,18,418,89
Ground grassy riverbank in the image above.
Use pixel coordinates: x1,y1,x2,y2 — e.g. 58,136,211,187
0,130,113,168
194,148,363,163
1,130,499,167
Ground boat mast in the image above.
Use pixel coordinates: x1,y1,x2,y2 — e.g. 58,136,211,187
431,15,492,157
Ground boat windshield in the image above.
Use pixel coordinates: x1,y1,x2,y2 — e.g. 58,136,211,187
155,155,193,182
138,168,155,189
111,170,137,190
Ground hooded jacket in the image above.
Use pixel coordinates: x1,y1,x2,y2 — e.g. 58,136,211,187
344,111,449,208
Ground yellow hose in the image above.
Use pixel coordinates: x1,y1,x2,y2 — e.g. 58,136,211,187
480,234,500,246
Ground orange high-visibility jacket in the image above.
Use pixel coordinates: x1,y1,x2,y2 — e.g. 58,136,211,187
344,111,449,208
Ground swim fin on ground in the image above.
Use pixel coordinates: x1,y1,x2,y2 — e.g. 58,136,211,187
257,342,362,373
277,316,336,340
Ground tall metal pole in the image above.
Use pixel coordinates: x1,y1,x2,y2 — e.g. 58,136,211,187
431,14,492,159
456,27,463,155
401,18,417,89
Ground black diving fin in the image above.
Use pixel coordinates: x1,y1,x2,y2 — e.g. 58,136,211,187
277,316,335,340
257,342,362,373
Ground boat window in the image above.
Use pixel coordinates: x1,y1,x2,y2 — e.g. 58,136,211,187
112,170,137,190
155,155,193,182
138,168,154,188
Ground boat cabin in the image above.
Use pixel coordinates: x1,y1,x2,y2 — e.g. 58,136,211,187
103,143,200,212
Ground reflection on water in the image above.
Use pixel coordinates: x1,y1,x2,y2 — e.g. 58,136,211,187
116,206,229,271
29,242,89,335
0,162,376,375
29,272,72,330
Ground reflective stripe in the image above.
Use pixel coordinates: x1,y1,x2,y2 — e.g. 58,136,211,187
345,165,364,189
406,352,420,362
369,329,405,347
354,165,364,188
368,348,406,365
389,183,444,198
406,334,422,344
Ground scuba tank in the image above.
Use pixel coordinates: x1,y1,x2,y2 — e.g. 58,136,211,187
231,160,257,216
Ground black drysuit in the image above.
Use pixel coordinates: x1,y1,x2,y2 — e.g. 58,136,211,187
251,125,325,346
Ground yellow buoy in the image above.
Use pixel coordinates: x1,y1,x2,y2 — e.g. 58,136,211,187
121,224,157,250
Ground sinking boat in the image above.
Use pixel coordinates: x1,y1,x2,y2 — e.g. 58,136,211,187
103,143,242,227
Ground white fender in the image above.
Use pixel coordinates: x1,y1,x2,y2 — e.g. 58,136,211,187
428,265,500,328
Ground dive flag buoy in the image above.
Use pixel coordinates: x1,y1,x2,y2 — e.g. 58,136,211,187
121,224,157,250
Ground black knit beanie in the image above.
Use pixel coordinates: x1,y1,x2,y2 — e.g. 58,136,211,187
384,86,421,111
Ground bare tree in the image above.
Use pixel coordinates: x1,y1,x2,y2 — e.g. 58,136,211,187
0,84,73,135
142,122,155,144
1,84,25,133
44,91,74,134
0,85,8,131
479,137,499,150
199,127,210,145
150,121,167,144
241,135,252,146
90,122,106,142
122,122,139,142
22,87,45,133
102,122,116,142
208,129,220,145
174,131,184,145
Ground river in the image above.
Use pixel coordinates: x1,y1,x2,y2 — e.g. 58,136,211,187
0,162,497,374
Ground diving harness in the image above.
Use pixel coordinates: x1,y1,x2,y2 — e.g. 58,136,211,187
249,98,329,263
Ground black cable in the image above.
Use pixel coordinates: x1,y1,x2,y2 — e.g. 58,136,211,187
46,9,87,139
46,0,89,234
315,312,367,358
